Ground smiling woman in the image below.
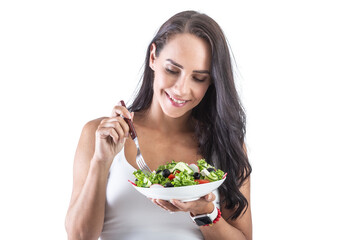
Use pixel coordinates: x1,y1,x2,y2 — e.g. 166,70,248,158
65,10,252,240
150,33,212,118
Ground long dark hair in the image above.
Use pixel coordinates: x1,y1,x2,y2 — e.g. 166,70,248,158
129,10,251,220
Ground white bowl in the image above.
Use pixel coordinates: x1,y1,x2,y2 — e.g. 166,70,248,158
130,178,226,202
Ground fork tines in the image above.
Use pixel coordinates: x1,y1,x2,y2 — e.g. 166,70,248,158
136,156,152,176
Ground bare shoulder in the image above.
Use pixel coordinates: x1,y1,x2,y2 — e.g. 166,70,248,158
82,117,107,135
75,117,107,158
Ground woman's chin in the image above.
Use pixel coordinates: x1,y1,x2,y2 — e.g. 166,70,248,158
162,104,192,119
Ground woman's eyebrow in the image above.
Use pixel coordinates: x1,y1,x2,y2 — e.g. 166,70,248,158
166,59,183,68
193,70,210,74
166,59,210,74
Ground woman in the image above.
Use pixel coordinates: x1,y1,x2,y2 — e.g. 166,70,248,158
65,10,252,240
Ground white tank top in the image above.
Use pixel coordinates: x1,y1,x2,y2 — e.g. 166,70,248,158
100,149,220,240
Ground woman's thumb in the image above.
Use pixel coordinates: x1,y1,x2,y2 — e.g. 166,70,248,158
205,193,215,202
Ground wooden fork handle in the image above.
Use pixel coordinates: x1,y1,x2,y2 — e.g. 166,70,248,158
120,100,137,140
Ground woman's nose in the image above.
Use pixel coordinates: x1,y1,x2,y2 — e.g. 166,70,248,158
173,75,190,96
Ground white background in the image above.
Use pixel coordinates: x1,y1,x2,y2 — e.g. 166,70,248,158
1,0,359,239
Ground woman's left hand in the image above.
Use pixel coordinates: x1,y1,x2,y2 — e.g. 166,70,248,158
150,193,215,215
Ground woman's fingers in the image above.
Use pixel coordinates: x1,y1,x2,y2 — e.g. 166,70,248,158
111,104,132,119
149,198,181,212
155,199,181,212
92,103,133,163
169,199,187,211
203,192,216,202
104,117,130,138
149,195,215,215
169,193,216,213
97,127,119,142
150,198,169,211
110,104,133,139
97,117,129,143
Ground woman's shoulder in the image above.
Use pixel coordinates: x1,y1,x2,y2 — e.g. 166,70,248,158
85,117,107,127
75,117,108,158
80,117,107,136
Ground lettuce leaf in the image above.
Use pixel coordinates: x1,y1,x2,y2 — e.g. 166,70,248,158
172,171,198,187
197,159,211,171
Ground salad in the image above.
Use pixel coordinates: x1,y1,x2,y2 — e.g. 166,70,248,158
133,159,226,188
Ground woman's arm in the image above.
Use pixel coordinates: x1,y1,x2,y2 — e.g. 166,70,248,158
65,118,110,240
199,177,252,240
65,104,132,240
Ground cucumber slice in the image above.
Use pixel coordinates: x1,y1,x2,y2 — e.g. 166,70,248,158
143,177,152,187
170,162,194,174
205,172,219,181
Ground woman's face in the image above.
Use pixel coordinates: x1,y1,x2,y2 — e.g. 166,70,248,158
150,33,212,119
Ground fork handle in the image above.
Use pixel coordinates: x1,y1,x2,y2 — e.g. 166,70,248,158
120,100,137,140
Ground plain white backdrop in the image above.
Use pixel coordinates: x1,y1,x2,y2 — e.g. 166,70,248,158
1,0,359,239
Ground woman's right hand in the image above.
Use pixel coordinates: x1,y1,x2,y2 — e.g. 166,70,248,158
92,103,133,166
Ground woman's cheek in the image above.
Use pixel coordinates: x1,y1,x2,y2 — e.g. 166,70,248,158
195,86,209,101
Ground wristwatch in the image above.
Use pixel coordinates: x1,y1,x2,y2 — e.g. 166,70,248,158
190,205,218,226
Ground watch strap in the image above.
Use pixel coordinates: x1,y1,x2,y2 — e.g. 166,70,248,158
190,204,218,225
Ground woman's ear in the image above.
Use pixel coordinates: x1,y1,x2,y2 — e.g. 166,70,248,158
149,43,157,70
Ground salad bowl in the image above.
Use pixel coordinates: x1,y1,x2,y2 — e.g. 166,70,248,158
130,177,226,202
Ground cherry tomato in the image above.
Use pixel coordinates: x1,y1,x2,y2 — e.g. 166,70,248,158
168,174,175,180
195,179,210,184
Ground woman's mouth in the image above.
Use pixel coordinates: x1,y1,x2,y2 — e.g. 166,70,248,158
165,92,189,107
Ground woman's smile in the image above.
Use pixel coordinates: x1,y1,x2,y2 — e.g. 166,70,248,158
165,91,189,107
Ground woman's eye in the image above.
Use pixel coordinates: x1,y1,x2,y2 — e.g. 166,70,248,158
165,68,179,74
193,77,207,82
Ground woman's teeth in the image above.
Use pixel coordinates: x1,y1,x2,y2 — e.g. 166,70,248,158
169,95,186,104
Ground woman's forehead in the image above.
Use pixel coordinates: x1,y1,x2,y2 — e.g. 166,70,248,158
159,33,211,71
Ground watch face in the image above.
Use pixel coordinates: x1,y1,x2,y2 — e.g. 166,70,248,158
194,216,212,226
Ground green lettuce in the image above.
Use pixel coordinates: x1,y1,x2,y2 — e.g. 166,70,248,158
197,159,211,171
172,171,198,187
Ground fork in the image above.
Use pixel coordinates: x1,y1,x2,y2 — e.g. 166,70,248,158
120,100,152,176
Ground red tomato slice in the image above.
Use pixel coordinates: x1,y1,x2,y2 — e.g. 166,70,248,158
195,179,210,184
168,174,175,180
